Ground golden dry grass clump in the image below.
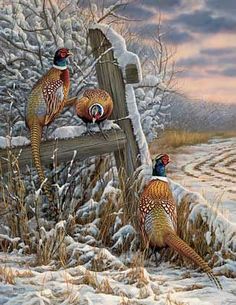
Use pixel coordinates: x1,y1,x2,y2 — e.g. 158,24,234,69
150,129,236,154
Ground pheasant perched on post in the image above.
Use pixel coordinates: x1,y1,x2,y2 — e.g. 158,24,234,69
25,48,73,203
139,154,222,289
75,88,113,137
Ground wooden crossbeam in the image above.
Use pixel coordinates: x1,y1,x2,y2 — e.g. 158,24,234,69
0,130,127,171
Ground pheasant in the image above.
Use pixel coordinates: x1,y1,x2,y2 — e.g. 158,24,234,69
25,48,73,203
139,154,222,289
75,88,113,137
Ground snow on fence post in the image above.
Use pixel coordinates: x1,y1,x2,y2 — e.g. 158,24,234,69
89,25,151,184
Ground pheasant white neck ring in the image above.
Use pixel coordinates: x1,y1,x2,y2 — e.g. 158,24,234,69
53,64,67,70
151,176,168,183
89,103,104,123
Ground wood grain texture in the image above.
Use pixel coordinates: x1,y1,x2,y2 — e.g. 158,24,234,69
0,130,127,171
89,29,141,177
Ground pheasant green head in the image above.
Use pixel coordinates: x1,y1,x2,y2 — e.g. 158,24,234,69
152,154,170,177
53,48,72,69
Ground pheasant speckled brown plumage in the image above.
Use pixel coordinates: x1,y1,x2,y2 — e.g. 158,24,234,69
25,48,72,202
75,88,113,124
139,154,222,289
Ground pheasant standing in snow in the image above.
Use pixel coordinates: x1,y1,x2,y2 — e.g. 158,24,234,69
139,154,222,289
75,88,113,137
25,48,74,203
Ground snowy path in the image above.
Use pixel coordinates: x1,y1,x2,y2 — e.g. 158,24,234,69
168,137,236,222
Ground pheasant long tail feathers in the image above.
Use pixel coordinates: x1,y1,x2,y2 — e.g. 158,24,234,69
30,122,53,203
164,231,222,290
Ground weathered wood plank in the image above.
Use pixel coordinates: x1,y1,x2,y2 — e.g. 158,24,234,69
0,130,127,171
89,29,141,177
125,64,140,84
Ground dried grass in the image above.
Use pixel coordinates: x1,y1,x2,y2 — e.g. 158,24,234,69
0,265,34,285
81,270,98,289
96,278,114,294
150,129,236,154
0,150,30,250
36,223,67,266
15,269,34,278
119,297,140,305
62,271,79,303
98,197,118,246
138,286,150,299
166,293,188,305
174,284,204,292
0,266,16,284
126,254,149,288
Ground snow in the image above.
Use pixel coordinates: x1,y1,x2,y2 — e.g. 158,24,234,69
125,85,152,166
112,224,136,251
50,125,87,139
0,4,235,305
142,75,160,87
50,122,120,140
168,137,236,222
0,251,235,305
0,136,7,148
0,136,30,148
0,137,236,304
0,234,20,244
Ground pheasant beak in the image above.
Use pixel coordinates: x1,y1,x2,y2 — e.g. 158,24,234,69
67,51,73,57
92,117,96,124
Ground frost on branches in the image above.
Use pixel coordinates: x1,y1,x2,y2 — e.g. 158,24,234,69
0,0,97,137
0,3,235,303
0,0,173,144
132,23,175,142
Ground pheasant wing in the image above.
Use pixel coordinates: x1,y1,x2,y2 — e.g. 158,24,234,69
43,80,64,125
75,96,91,121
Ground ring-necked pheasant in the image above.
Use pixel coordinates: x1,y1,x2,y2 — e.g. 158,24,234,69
75,88,113,137
25,48,73,203
139,154,222,289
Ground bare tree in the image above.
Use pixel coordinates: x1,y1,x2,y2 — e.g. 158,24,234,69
131,15,178,141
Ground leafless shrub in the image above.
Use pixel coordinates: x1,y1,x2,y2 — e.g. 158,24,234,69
96,278,114,294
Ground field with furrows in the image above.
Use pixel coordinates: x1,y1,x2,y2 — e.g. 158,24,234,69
168,137,236,222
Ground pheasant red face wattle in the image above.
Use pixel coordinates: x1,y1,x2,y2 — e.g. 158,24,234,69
162,154,170,165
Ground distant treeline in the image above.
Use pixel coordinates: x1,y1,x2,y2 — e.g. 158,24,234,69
167,93,236,132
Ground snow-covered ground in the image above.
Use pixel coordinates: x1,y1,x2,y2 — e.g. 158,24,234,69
0,247,235,305
168,137,236,222
0,195,235,303
0,137,235,305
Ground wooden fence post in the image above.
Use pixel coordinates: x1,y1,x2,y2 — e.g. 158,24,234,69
89,28,142,182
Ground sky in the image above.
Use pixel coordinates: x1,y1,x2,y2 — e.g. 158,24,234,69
120,0,236,104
